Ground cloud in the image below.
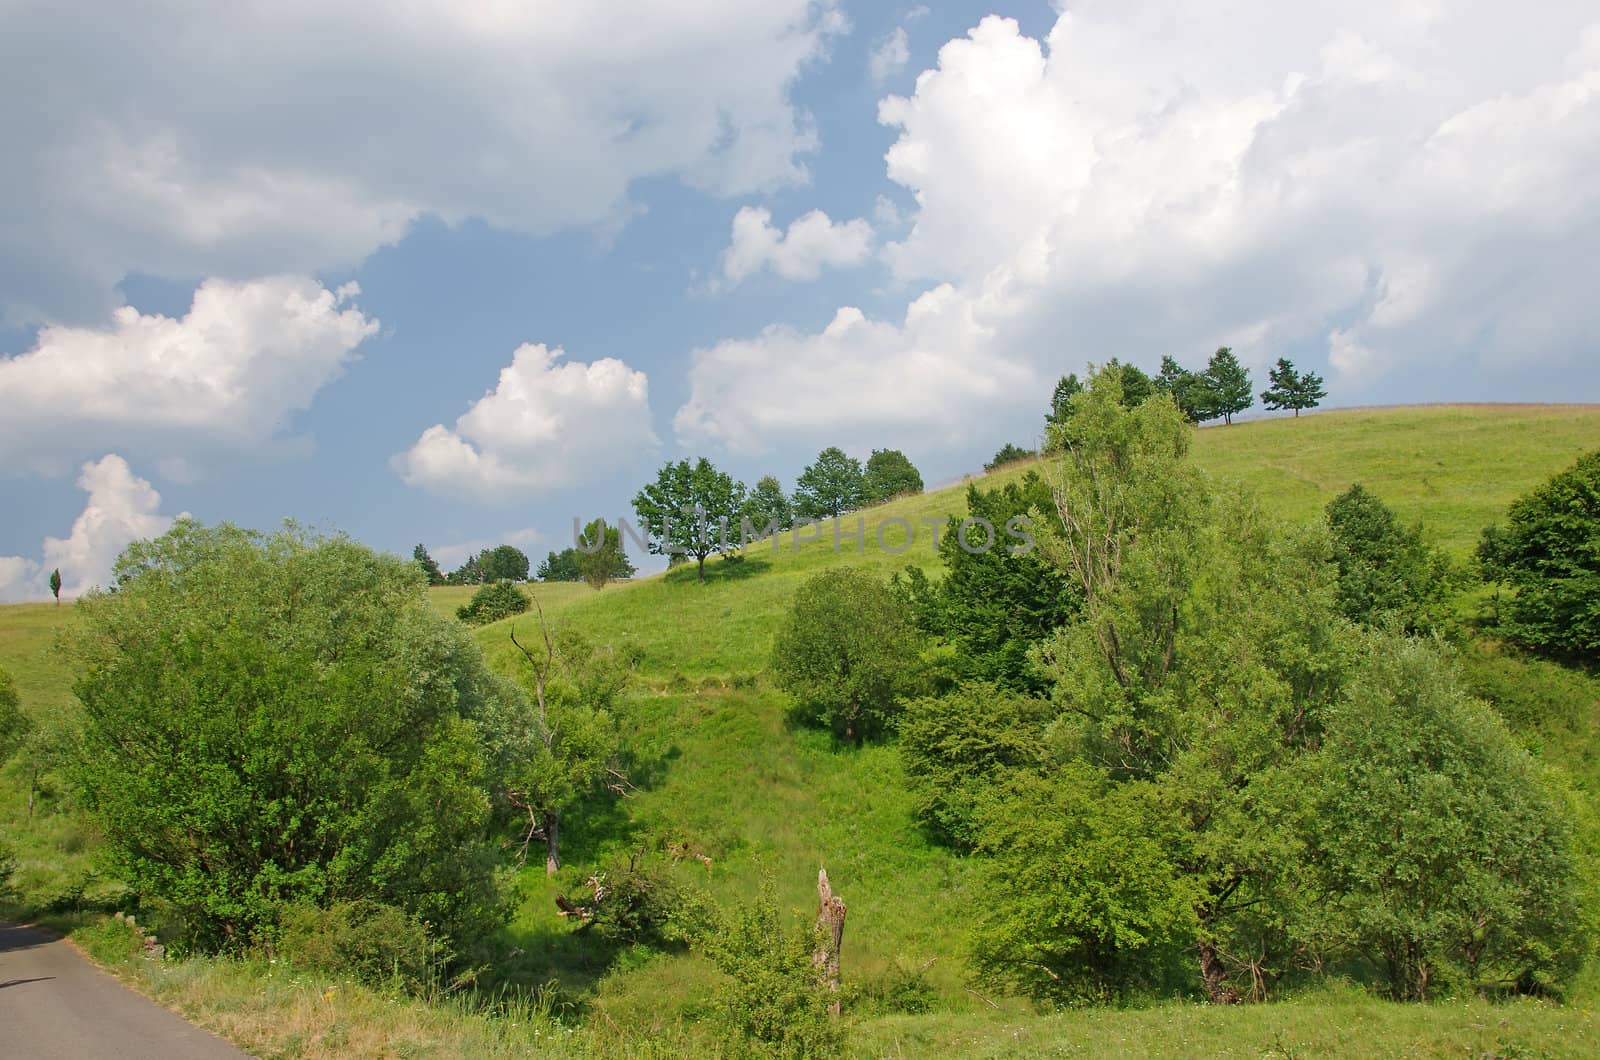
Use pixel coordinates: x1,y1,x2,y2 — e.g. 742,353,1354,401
0,455,184,602
676,4,1600,449
0,276,377,476
1,1,847,325
396,343,658,501
718,206,874,288
869,27,910,82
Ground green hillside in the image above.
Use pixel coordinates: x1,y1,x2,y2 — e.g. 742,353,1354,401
5,403,1600,1057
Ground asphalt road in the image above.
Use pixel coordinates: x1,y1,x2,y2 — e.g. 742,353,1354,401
0,921,248,1059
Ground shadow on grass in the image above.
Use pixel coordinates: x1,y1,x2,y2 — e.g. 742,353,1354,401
663,555,773,586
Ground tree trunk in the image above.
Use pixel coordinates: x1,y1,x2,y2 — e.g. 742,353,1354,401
813,869,847,1016
545,810,561,876
1196,938,1240,1004
697,554,705,581
27,765,38,818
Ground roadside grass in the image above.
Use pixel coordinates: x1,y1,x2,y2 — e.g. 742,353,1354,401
3,403,1600,1056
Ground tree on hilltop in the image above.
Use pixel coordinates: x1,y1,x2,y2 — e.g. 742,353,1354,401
632,457,746,582
1201,347,1252,425
1260,358,1326,417
793,447,865,520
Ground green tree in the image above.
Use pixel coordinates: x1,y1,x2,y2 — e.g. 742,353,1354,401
633,458,747,582
985,443,1035,470
741,475,794,539
1259,357,1326,417
574,518,635,589
447,553,485,585
412,544,445,585
1153,355,1209,424
480,544,530,582
70,522,516,951
1200,347,1252,424
898,681,1052,847
1046,373,1083,428
895,471,1078,693
0,665,28,767
1110,358,1154,408
1326,485,1455,634
771,567,921,741
1477,451,1600,660
861,448,923,505
1310,633,1585,999
48,568,61,604
456,579,531,625
536,548,583,582
500,617,633,875
792,447,865,520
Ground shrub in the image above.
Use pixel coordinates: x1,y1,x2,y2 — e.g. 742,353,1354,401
984,442,1035,470
1311,633,1586,999
770,567,921,741
1478,450,1600,660
703,881,842,1058
456,579,530,625
72,521,517,952
0,665,27,765
277,900,449,990
1326,484,1456,633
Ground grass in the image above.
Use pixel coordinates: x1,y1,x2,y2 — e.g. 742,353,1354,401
4,403,1600,1056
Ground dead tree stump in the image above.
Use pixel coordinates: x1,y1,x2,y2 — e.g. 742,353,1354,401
813,868,847,1016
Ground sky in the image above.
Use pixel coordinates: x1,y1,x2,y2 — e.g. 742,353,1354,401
2,0,1598,598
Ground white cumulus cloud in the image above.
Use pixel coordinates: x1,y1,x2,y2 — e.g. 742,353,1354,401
0,455,185,602
0,276,378,476
677,3,1600,451
869,27,911,82
718,206,874,288
396,343,658,502
0,1,846,325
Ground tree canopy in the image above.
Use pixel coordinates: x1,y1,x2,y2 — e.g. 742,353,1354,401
741,474,793,539
861,448,923,505
792,447,865,521
1200,346,1252,424
574,518,636,589
412,543,445,585
1259,357,1326,417
70,521,518,951
633,457,746,581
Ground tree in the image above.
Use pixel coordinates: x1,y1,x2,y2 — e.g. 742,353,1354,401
1110,359,1154,408
895,471,1079,693
1200,347,1252,424
1046,373,1083,427
447,553,485,585
412,544,445,586
1477,451,1600,660
792,447,865,520
985,443,1035,470
861,448,923,505
48,568,61,604
0,666,28,767
574,518,635,589
1154,355,1209,424
456,580,531,625
1326,485,1455,634
632,458,747,582
771,567,921,741
536,548,583,582
1310,633,1584,999
480,544,530,582
70,522,517,951
502,612,632,875
740,475,793,539
1259,357,1326,417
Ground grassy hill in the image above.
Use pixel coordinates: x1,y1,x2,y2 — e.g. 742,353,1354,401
5,403,1600,1057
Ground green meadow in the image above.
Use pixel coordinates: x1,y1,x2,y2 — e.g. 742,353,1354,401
6,403,1600,1057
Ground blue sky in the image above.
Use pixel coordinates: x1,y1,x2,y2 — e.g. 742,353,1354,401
2,1,1597,597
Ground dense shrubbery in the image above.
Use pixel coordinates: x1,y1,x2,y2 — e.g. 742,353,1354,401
1327,484,1457,633
456,579,530,625
71,522,519,953
771,567,922,741
277,900,449,990
1478,451,1600,660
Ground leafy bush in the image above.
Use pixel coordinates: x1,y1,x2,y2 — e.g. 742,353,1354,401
277,900,449,990
556,847,711,948
0,838,18,909
984,442,1035,470
861,448,923,504
456,579,531,625
72,521,517,952
1326,484,1456,633
770,567,921,741
703,881,842,1058
898,681,1053,847
1477,450,1600,660
1310,633,1586,999
854,958,937,1015
0,665,27,765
